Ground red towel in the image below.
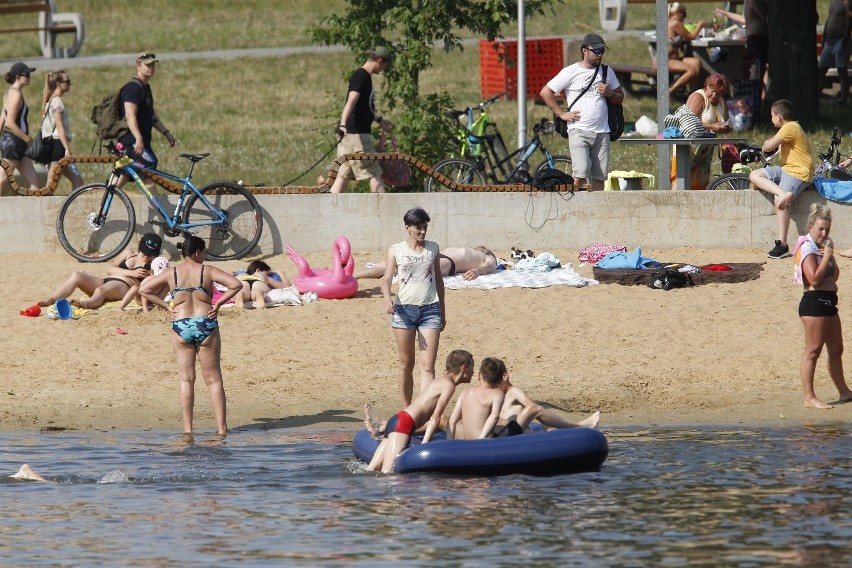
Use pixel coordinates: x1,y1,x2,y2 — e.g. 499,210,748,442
700,264,733,272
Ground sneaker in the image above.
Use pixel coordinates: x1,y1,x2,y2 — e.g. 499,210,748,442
768,240,791,259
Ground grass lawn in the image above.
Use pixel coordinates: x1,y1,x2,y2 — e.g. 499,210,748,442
1,0,843,193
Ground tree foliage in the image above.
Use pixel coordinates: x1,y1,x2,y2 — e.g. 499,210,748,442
308,0,561,188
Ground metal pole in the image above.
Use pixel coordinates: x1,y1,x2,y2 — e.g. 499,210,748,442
517,1,527,149
656,0,670,190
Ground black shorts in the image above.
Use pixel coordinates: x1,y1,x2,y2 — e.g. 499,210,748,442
799,290,838,317
494,420,524,438
0,132,28,161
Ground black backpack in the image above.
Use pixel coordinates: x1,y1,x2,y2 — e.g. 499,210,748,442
647,268,694,291
531,167,574,191
602,65,624,142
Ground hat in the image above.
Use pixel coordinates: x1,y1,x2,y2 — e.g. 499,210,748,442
370,46,393,64
139,233,162,256
581,33,607,50
9,62,36,76
136,52,159,64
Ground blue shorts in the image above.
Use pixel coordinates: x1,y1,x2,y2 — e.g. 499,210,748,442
758,166,809,197
391,302,442,330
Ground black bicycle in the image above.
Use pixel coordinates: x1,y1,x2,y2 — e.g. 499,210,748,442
425,103,571,191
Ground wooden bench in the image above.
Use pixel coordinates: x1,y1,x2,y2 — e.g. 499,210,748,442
609,63,685,97
0,0,85,58
600,0,743,31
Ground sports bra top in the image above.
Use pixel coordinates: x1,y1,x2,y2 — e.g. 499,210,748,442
173,265,213,297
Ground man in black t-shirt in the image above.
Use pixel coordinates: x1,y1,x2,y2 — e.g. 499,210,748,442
330,46,393,193
119,52,176,169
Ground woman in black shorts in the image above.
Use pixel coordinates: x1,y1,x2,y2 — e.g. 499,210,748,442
0,62,41,192
794,203,852,409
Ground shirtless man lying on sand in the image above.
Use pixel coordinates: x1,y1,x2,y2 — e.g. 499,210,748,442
355,246,498,281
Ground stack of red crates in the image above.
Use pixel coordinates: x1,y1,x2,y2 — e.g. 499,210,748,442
479,37,564,101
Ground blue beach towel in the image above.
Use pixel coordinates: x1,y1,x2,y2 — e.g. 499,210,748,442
813,177,852,203
595,247,662,270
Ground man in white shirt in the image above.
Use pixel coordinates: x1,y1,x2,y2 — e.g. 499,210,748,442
540,33,624,191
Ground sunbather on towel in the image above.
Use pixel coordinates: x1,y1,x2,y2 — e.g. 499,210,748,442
355,246,497,281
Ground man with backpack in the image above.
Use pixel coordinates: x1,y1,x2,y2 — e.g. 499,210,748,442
540,34,623,191
119,52,176,168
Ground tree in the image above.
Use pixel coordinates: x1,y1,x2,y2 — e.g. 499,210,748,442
766,0,819,126
308,0,561,183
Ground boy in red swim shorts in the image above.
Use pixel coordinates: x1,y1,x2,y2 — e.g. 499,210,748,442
366,350,474,473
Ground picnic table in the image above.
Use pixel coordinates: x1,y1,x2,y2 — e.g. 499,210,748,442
619,137,747,191
0,0,85,58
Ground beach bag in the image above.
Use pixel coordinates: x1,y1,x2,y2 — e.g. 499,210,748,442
91,78,141,141
602,66,624,141
647,268,694,290
24,103,55,164
664,104,714,138
376,130,411,187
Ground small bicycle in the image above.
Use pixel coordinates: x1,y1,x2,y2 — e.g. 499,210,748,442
425,96,571,191
56,142,263,262
706,128,851,191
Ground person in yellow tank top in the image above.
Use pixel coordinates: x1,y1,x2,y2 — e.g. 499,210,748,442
749,99,815,259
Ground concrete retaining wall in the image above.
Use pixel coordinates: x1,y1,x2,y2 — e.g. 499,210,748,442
1,190,848,257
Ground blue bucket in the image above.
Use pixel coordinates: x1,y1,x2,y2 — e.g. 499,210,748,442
54,298,73,320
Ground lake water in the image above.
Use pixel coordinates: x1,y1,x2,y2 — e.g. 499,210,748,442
2,425,851,566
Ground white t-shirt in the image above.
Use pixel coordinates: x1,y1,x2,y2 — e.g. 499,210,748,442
392,240,439,306
546,63,620,134
41,96,72,140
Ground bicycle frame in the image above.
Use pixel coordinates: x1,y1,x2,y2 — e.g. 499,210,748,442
106,155,227,233
471,121,558,183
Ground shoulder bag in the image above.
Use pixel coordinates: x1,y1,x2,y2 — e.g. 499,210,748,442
601,65,624,141
24,98,57,164
553,66,599,138
376,129,411,188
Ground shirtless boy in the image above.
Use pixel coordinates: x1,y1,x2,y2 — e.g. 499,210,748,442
447,357,506,440
355,246,498,281
366,349,474,473
495,374,600,437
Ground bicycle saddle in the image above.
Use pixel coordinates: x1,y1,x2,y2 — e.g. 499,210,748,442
179,153,210,163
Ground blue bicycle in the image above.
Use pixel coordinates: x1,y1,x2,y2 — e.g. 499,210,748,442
57,142,263,262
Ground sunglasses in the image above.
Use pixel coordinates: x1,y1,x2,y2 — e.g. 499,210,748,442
60,79,71,85
587,47,606,55
19,72,31,78
139,53,156,60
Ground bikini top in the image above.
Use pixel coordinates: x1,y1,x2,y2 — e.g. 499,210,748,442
173,265,213,297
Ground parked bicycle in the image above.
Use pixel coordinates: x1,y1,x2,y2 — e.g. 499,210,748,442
425,98,571,191
57,142,263,262
706,128,851,191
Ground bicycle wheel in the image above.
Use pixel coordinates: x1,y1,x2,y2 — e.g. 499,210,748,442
425,158,486,192
183,180,263,261
533,155,572,176
56,183,136,262
707,173,750,190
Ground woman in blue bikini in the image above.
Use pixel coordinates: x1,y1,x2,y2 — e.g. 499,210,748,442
140,236,242,435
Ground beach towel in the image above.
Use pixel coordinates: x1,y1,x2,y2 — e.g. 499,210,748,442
813,177,852,204
443,264,596,290
595,248,662,270
578,243,627,265
593,262,764,286
792,234,820,285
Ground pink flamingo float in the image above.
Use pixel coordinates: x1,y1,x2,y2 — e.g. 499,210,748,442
287,236,358,299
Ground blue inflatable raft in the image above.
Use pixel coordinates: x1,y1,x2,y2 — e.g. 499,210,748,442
352,426,608,476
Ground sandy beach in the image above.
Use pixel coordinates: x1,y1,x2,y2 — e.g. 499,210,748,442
2,246,850,433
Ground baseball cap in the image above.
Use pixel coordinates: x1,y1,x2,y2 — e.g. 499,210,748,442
9,62,36,76
581,34,607,50
139,233,162,257
136,52,159,64
370,46,393,65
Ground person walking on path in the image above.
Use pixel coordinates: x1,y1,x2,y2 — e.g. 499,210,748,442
140,237,242,435
41,69,83,189
793,204,852,409
540,34,623,191
330,46,393,194
0,62,41,193
381,207,446,407
119,52,177,169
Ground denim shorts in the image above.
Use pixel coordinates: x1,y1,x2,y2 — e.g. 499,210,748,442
391,302,442,330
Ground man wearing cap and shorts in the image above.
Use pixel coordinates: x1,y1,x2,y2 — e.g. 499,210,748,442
540,33,623,192
330,46,393,194
118,52,177,170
